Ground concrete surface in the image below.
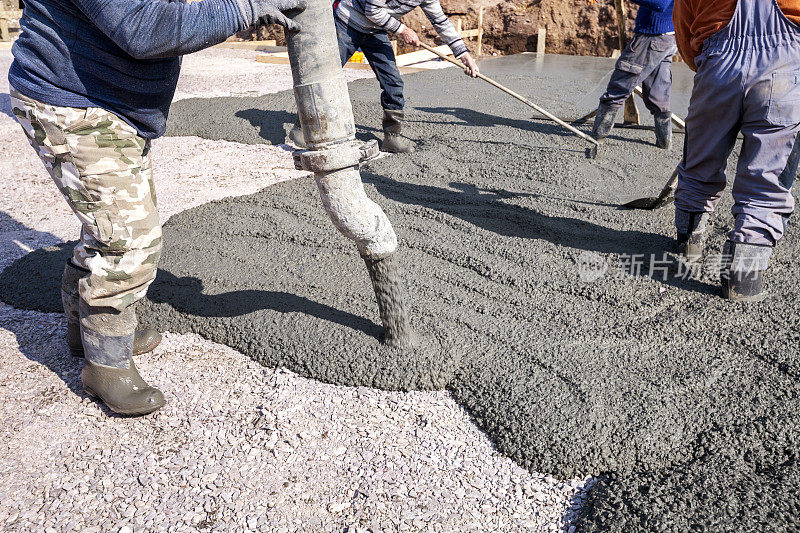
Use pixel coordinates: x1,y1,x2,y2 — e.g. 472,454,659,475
10,53,795,531
0,48,591,532
4,47,798,531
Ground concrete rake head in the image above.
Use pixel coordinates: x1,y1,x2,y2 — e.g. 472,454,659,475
622,166,679,210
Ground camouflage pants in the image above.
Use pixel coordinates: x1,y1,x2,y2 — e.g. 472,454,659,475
10,88,162,312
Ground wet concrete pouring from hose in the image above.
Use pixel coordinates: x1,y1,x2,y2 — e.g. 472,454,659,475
2,55,798,531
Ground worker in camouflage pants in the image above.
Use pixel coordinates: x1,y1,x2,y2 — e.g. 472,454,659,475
9,0,305,415
10,90,166,414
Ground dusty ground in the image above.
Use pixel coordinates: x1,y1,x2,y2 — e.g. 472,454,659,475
0,48,590,532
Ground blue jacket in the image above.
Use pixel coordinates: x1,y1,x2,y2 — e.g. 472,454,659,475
8,0,247,139
631,0,674,35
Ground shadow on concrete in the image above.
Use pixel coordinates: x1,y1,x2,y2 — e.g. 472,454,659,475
416,106,576,139
0,212,69,312
363,172,716,295
234,108,295,145
0,214,95,409
0,245,383,341
146,269,382,339
448,182,620,209
415,106,659,149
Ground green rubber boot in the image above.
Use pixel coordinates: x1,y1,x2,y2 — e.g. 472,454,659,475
62,261,161,357
79,301,165,416
382,109,415,154
654,111,673,150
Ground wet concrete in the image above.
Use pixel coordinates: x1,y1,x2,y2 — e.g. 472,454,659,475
3,54,799,530
362,254,416,349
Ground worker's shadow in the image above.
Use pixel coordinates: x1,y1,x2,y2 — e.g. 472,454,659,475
0,215,94,408
144,269,381,339
167,102,295,145
0,239,381,339
233,108,296,145
415,106,657,148
363,172,717,294
415,106,575,138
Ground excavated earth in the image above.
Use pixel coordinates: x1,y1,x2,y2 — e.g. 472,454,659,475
2,55,799,531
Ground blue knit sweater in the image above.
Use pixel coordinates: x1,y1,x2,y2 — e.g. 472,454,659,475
8,0,248,139
631,0,674,35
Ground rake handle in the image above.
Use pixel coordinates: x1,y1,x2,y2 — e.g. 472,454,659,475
418,43,600,148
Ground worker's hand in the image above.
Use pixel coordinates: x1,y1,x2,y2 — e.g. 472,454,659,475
250,0,307,32
460,53,479,77
398,26,421,47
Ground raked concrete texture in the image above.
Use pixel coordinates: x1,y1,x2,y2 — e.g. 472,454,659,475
0,48,590,532
4,53,798,530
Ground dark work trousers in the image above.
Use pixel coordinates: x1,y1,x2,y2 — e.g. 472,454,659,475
600,33,678,115
334,12,404,110
674,0,800,246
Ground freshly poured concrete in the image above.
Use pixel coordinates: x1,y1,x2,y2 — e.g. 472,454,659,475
2,55,798,530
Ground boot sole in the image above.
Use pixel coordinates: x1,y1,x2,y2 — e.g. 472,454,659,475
84,386,166,416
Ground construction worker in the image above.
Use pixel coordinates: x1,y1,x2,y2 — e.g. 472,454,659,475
8,0,305,415
673,0,800,301
592,0,677,149
290,0,480,153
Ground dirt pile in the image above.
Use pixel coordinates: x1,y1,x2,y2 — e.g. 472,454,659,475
238,0,637,57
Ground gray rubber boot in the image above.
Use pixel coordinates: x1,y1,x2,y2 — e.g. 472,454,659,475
287,116,306,148
382,109,415,154
62,261,161,358
591,103,617,141
79,301,165,416
720,241,772,302
654,111,673,150
675,209,709,262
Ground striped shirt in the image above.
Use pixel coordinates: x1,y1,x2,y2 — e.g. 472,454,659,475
335,0,468,58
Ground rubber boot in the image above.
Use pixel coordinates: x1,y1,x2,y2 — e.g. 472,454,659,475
675,209,709,262
80,301,165,416
591,103,617,141
287,116,306,148
720,241,772,302
654,111,672,150
382,109,415,154
62,261,161,357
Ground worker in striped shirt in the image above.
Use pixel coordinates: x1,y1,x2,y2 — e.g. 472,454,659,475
290,0,479,153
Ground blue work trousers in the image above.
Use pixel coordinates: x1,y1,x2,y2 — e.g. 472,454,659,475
334,13,404,110
674,0,800,246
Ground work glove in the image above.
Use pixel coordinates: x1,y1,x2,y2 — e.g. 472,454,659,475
235,0,307,32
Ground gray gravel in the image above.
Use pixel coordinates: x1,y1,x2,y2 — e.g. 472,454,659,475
0,313,591,531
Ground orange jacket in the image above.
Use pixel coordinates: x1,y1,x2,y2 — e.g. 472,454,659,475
674,0,800,70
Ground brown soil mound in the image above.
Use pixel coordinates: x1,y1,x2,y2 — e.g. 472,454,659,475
239,0,637,58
